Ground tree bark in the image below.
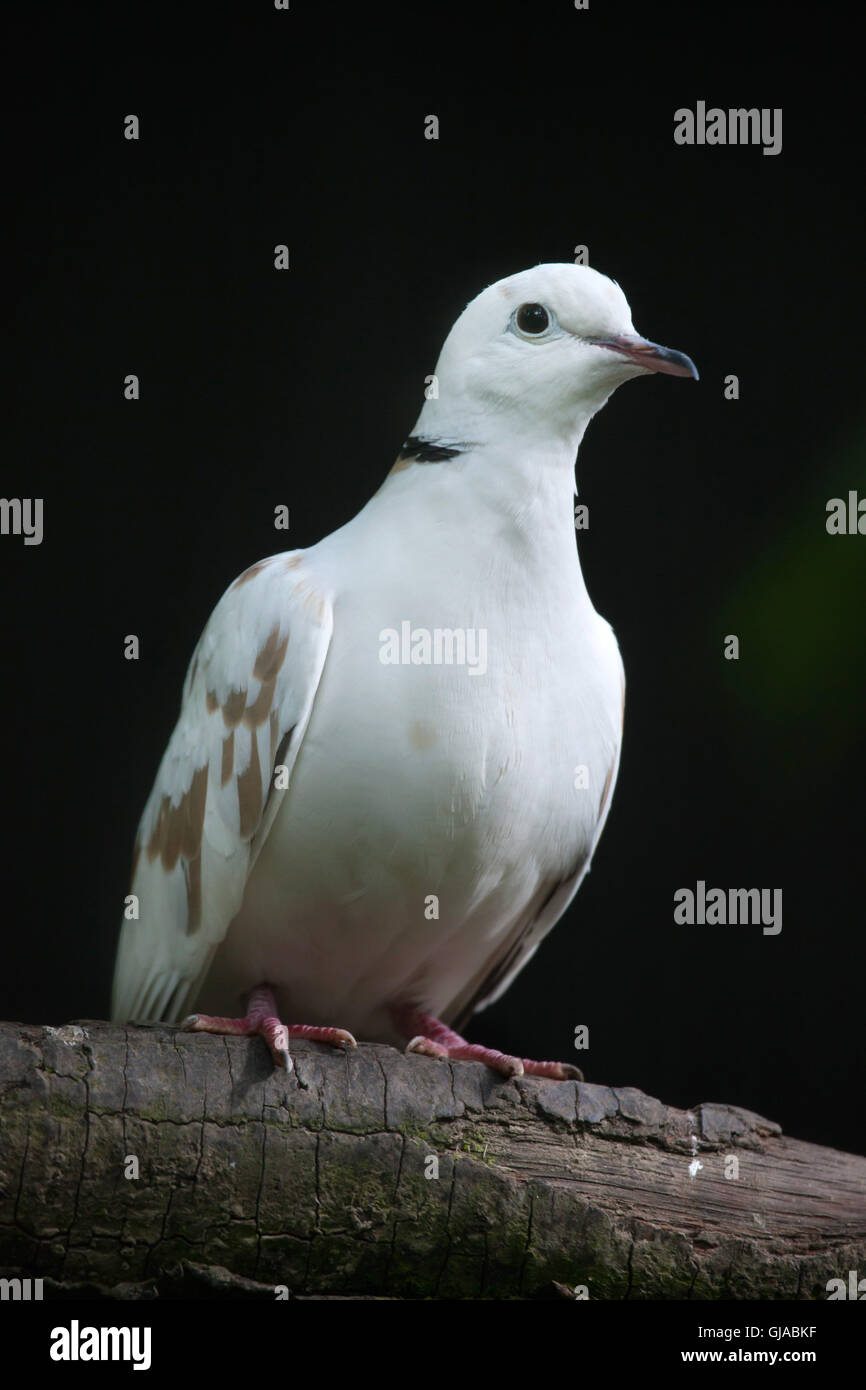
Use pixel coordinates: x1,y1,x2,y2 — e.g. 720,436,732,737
0,1020,863,1300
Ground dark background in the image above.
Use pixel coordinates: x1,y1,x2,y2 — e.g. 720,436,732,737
3,4,863,1152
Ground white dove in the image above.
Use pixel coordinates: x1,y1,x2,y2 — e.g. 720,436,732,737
111,263,697,1079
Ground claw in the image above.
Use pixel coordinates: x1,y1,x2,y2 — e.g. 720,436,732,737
522,1060,584,1081
407,1035,448,1060
496,1055,524,1079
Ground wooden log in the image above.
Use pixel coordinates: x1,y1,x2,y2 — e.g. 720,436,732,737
0,1021,863,1299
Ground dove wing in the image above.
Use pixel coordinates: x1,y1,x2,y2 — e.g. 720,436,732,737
110,553,333,1025
447,670,625,1033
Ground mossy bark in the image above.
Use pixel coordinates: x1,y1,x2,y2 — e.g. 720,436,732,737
0,1021,863,1299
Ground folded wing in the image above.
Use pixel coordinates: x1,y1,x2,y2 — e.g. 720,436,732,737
111,553,334,1025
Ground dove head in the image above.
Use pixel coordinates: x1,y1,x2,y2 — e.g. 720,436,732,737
416,263,697,452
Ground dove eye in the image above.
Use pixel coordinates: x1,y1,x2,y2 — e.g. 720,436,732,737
515,303,550,335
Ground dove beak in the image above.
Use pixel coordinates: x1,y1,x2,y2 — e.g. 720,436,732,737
588,333,699,380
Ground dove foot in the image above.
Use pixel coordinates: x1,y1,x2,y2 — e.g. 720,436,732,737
396,1007,582,1081
182,983,357,1072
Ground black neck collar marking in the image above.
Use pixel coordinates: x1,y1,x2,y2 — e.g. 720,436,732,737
397,435,465,463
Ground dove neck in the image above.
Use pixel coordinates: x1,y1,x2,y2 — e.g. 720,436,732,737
389,402,592,513
414,394,597,460
367,431,591,581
